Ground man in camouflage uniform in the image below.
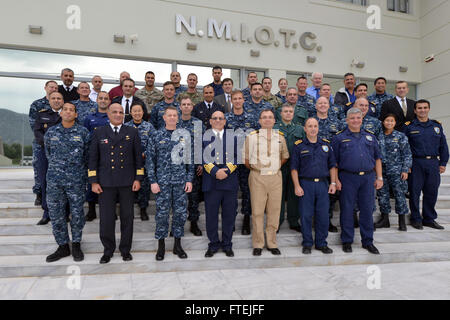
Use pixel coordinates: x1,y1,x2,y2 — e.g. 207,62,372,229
178,96,204,236
135,71,164,113
242,72,258,102
296,76,316,117
262,77,282,109
225,90,259,235
274,104,305,232
146,107,194,261
276,87,309,126
29,80,58,206
244,83,274,117
44,103,90,263
71,82,98,125
170,71,188,99
150,81,181,130
368,77,394,119
177,73,203,106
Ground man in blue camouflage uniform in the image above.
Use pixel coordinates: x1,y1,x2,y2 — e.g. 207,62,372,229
225,90,259,235
83,91,110,221
125,103,156,221
375,114,412,231
146,106,194,261
44,102,90,263
368,77,394,119
178,96,205,236
170,71,188,99
29,80,58,206
150,81,181,130
71,82,98,125
276,88,309,126
242,72,258,102
243,83,274,118
343,83,378,118
296,76,316,117
274,104,305,232
404,100,449,230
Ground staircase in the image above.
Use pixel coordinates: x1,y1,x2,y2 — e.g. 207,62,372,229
0,168,449,278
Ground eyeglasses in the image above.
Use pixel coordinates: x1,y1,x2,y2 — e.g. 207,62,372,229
211,117,225,121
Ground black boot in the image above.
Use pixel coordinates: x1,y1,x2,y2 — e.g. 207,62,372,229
398,215,407,231
190,221,202,236
140,207,149,221
72,242,84,262
242,215,251,235
34,193,42,206
156,239,165,261
353,211,359,228
46,244,70,263
85,202,97,222
173,238,188,259
374,213,390,229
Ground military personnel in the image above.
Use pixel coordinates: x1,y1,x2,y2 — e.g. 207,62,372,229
71,82,98,125
343,83,377,118
244,109,290,256
404,100,449,230
242,72,258,102
274,104,305,232
243,83,274,117
178,97,205,236
29,80,57,206
147,106,194,261
208,66,224,96
225,90,259,235
177,73,203,106
320,83,344,120
296,76,316,117
83,91,111,221
58,68,79,102
334,72,356,107
33,91,64,225
125,104,156,221
89,103,145,264
276,87,308,126
89,75,103,102
150,81,181,129
262,77,283,109
203,111,239,258
170,71,187,99
375,114,412,231
291,118,337,254
332,107,383,255
368,77,394,119
135,71,164,112
44,103,90,263
275,78,288,104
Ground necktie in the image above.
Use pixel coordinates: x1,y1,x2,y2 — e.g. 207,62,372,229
401,98,407,117
207,103,211,109
315,88,320,99
66,86,70,92
114,126,118,135
125,99,130,115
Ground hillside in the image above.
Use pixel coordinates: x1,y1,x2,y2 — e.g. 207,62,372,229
0,108,34,146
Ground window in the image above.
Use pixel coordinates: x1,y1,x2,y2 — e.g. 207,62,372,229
177,64,239,87
336,0,367,6
387,0,410,13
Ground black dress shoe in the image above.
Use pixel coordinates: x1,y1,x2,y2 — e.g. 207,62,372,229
302,247,312,254
411,221,423,230
122,253,133,261
253,248,262,256
315,246,333,254
362,244,380,254
267,248,281,255
224,249,234,257
140,208,149,221
289,225,302,233
241,215,251,235
100,254,111,264
46,244,70,263
37,217,50,225
34,193,42,206
190,221,202,236
423,221,445,230
204,249,216,258
328,221,338,233
342,243,352,253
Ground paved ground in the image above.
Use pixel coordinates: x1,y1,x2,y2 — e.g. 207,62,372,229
1,261,449,300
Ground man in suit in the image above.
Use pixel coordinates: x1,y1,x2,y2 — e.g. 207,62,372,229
58,68,80,103
88,103,145,264
203,110,239,258
112,78,148,122
214,78,234,112
379,81,416,131
192,85,225,129
108,71,138,101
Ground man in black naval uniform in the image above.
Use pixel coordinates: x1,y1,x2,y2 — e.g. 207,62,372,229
88,103,145,264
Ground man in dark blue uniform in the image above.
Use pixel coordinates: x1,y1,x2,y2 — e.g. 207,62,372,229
332,107,383,254
404,99,449,230
203,110,239,258
88,103,145,264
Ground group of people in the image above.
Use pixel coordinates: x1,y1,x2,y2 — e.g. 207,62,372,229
29,66,449,264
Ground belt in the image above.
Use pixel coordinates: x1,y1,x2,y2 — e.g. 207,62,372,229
413,156,438,160
299,177,328,182
339,169,374,176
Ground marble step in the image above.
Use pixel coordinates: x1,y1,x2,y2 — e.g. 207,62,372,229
0,223,449,256
0,241,449,278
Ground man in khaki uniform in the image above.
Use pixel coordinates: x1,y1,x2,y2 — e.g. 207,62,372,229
135,71,163,113
244,109,289,256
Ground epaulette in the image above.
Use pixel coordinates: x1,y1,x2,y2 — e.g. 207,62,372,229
250,130,258,135
405,121,411,126
39,109,47,112
322,138,330,143
336,130,344,135
294,139,303,145
365,129,374,135
346,102,352,106
432,119,442,125
370,101,376,105
278,131,285,136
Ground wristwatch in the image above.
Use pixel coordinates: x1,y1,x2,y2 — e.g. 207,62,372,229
376,177,383,181
331,182,337,185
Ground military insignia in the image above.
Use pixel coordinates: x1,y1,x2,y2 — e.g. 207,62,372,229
50,137,59,141
434,127,440,134
366,136,373,141
393,139,399,142
405,121,411,126
301,150,309,154
346,102,352,106
342,139,351,142
366,129,374,135
101,139,108,144
72,136,81,141
126,135,130,140
295,139,303,145
432,119,442,125
322,139,330,143
160,140,166,144
410,131,420,134
44,124,47,129
245,123,251,127
322,145,329,152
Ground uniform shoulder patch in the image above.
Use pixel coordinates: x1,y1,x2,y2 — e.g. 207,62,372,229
278,131,285,136
405,121,411,126
432,119,442,125
295,139,303,145
322,138,330,143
